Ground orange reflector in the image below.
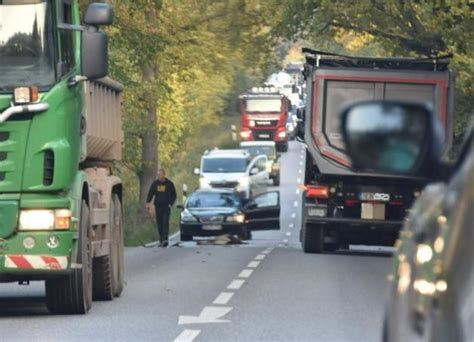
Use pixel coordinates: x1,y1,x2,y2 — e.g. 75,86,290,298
55,209,71,230
305,185,329,198
30,86,39,102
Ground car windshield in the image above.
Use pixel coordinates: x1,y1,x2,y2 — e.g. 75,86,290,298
202,158,248,173
187,192,241,208
242,146,275,159
0,0,55,92
245,98,281,113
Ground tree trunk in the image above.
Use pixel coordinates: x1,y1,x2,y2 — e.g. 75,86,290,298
137,7,160,223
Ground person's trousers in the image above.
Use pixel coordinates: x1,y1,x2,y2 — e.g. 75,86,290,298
154,205,170,242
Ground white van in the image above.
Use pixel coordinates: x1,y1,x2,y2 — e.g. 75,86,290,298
194,149,269,199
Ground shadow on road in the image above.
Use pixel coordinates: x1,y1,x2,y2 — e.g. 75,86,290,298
0,297,48,316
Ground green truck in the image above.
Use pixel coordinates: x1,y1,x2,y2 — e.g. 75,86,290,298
0,1,124,314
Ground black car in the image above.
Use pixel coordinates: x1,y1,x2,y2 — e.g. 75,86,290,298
341,101,473,342
178,189,281,241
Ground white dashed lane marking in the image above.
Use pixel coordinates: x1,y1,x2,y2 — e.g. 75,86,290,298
286,232,292,236
247,261,260,268
291,213,296,218
297,178,301,183
289,223,294,228
213,292,234,305
179,307,232,324
227,279,245,290
294,201,298,207
296,188,300,194
255,254,266,260
174,329,201,342
238,269,254,278
298,169,302,174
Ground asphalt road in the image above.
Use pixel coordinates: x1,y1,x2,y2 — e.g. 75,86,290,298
0,141,393,341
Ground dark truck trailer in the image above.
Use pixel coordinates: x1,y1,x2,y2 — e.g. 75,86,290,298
299,49,454,253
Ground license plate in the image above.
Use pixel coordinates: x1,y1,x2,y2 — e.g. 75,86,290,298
258,134,270,138
308,208,326,217
202,224,222,231
360,192,390,202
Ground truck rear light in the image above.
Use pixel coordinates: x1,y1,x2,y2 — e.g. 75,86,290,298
305,185,329,198
345,199,359,206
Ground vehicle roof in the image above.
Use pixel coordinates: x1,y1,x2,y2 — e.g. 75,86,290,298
203,149,249,159
240,141,276,147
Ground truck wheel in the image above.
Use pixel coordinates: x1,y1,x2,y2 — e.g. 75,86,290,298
301,222,324,254
238,228,252,241
281,142,288,152
180,232,193,241
273,175,280,186
46,200,93,314
111,194,124,297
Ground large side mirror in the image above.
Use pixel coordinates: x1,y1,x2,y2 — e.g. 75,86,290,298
193,168,200,175
341,101,443,176
84,3,114,26
81,29,108,80
250,167,259,175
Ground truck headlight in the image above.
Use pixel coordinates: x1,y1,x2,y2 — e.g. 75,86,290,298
19,209,72,231
181,209,197,222
14,86,39,105
278,131,287,138
226,213,245,223
19,210,55,230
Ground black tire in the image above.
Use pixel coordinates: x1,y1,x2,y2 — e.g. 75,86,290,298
111,194,124,297
238,228,252,241
281,142,289,152
46,200,93,314
301,222,324,254
272,175,280,186
180,232,193,241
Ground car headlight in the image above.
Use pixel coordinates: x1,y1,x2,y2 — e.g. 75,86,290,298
181,209,197,222
238,177,249,187
226,213,245,223
200,178,211,187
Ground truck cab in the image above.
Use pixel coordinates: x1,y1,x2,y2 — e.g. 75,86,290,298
0,1,124,314
239,87,290,152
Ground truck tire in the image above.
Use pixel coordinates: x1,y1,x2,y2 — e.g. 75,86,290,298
301,222,324,254
238,228,252,241
93,194,125,300
281,142,288,152
180,232,193,241
46,200,93,314
111,194,124,297
273,175,280,186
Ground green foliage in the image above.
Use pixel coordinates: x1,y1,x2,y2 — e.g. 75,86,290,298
274,0,473,153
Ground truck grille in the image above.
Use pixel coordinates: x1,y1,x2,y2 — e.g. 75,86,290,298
255,119,278,127
0,132,8,183
0,172,4,181
43,150,54,186
254,130,275,141
0,132,9,142
0,152,6,161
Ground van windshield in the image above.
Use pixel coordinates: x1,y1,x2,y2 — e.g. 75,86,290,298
0,1,55,91
242,146,275,160
202,158,248,173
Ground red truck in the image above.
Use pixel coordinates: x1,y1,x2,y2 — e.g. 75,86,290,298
239,88,290,152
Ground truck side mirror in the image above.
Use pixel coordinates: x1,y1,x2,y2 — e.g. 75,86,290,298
250,167,259,175
84,3,114,26
193,168,200,175
81,29,108,80
341,101,443,176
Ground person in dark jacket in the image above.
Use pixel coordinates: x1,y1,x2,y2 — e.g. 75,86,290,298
146,168,177,247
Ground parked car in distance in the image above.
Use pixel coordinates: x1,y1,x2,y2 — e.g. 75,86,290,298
340,100,473,342
240,141,281,186
286,114,297,140
177,189,281,241
194,149,269,199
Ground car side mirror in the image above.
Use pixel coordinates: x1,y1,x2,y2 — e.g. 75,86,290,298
341,101,444,176
84,3,114,26
250,167,259,175
81,29,108,80
176,204,184,210
193,168,200,175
